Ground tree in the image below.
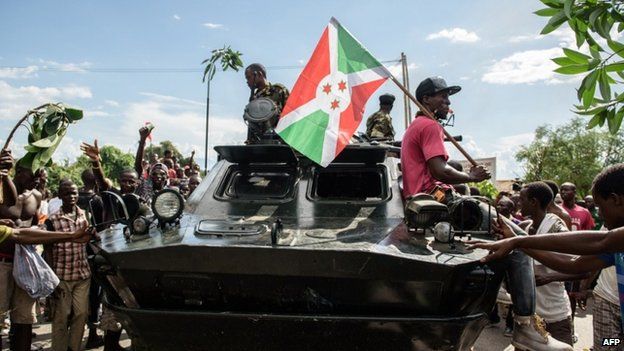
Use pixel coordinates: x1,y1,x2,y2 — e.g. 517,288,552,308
537,0,624,133
201,46,244,170
516,116,624,196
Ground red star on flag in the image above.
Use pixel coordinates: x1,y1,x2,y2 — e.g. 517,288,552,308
338,80,347,92
322,83,332,94
330,99,340,110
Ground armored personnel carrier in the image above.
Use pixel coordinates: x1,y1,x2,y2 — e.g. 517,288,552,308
90,142,505,351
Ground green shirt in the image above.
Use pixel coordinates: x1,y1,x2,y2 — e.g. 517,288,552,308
591,207,604,230
0,225,12,244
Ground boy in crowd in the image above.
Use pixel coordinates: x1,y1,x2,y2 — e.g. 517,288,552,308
470,163,624,350
497,182,589,346
45,180,91,351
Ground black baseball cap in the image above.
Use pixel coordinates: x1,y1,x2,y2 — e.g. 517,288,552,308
415,76,461,102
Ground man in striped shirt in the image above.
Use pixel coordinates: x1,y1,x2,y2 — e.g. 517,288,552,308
45,179,91,351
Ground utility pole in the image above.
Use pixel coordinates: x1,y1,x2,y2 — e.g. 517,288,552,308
400,52,413,129
204,80,210,171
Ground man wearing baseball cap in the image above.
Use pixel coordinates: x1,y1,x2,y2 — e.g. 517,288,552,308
401,77,572,351
401,76,489,199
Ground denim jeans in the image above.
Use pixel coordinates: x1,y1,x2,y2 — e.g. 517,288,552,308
501,216,536,317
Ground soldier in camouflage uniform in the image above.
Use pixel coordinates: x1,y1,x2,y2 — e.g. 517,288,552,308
244,63,290,143
365,93,395,141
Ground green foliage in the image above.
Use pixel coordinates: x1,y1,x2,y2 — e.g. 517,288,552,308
201,45,244,82
16,103,83,171
538,0,624,134
515,116,624,196
467,180,499,200
46,145,134,194
99,145,136,181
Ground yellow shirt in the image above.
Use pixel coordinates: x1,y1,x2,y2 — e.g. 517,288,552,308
0,225,12,244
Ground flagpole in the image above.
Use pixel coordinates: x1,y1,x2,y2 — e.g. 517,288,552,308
387,74,478,167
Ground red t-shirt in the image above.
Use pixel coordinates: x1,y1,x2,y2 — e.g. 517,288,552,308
401,116,449,198
167,169,177,179
563,204,595,231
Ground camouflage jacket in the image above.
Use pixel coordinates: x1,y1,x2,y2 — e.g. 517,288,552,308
251,82,290,118
365,110,395,140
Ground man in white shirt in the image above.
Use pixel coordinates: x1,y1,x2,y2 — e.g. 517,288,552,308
501,182,588,346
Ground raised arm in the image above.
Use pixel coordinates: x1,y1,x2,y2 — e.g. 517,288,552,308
81,140,110,192
188,150,195,169
526,249,607,275
0,149,17,206
134,127,150,176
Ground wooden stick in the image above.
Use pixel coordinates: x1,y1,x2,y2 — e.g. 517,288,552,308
0,103,51,204
388,75,478,167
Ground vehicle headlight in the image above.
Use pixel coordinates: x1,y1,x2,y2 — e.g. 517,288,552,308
152,189,184,223
433,221,454,243
132,216,150,235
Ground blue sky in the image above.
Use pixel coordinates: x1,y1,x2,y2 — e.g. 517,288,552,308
0,1,601,179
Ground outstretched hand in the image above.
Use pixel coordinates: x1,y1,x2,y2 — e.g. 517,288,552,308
80,140,100,162
71,226,97,243
467,237,517,263
491,215,516,240
0,219,16,228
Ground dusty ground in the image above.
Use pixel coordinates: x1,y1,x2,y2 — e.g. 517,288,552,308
2,300,595,351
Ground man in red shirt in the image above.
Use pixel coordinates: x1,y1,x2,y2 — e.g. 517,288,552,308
401,77,572,351
401,77,489,199
560,182,595,231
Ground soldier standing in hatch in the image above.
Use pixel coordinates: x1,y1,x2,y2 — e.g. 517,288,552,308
365,94,396,141
244,63,290,143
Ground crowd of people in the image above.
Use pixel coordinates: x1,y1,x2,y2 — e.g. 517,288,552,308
391,75,624,351
0,65,623,351
0,126,202,351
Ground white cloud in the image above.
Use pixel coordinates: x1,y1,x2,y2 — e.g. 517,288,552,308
484,27,585,85
0,80,92,120
509,28,575,46
481,47,562,84
426,28,480,43
387,62,418,77
38,59,92,73
0,60,93,80
0,66,38,79
104,99,119,107
88,110,110,117
139,92,203,106
173,14,181,20
203,22,224,29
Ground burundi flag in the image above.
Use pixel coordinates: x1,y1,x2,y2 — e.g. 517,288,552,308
275,17,392,167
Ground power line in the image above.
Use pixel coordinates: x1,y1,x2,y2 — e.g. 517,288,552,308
0,60,401,74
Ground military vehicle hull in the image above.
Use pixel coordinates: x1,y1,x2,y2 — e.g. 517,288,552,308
91,144,505,351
